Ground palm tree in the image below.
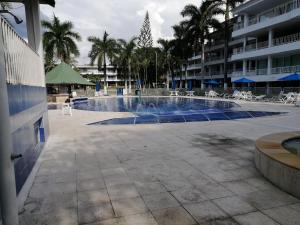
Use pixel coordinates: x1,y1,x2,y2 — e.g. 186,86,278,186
157,38,173,90
210,0,244,89
118,37,137,94
42,16,81,64
172,22,193,89
88,31,118,91
181,1,221,89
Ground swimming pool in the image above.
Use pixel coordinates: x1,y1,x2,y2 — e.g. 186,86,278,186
72,97,282,125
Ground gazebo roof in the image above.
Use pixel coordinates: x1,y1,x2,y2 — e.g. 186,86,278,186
46,63,95,86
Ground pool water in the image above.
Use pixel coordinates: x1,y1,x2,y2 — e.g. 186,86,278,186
283,138,300,156
71,97,282,125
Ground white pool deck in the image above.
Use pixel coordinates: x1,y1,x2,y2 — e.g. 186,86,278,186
19,97,300,225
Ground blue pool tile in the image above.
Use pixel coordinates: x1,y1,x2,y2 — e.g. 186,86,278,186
134,115,159,124
206,113,230,121
158,115,186,123
224,111,252,119
183,114,209,122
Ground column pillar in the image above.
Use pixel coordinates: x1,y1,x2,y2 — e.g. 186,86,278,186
243,60,247,76
24,0,43,56
268,29,274,48
0,23,19,225
267,56,272,75
244,14,249,28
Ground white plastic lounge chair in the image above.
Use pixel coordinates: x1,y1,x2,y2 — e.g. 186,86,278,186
62,103,72,116
170,90,179,96
186,91,195,96
71,91,77,98
208,90,218,98
282,92,297,104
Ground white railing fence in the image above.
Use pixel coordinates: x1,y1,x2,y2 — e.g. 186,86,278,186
272,65,300,74
0,16,45,87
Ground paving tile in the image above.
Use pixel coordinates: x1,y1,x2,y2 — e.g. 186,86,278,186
243,177,275,191
263,204,300,225
107,183,140,200
118,213,158,225
78,203,115,224
196,183,234,200
78,170,103,181
152,207,197,225
77,178,106,192
172,188,207,204
213,196,256,216
112,197,148,217
184,200,228,223
222,181,259,195
84,218,120,225
241,189,299,210
134,181,166,196
78,189,110,208
234,211,280,225
160,178,194,191
143,192,179,211
209,218,241,225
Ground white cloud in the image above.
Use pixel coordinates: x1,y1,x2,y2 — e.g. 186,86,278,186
39,0,200,64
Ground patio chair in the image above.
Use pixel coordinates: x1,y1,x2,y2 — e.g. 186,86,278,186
62,103,72,116
208,90,218,98
282,92,297,104
295,93,300,107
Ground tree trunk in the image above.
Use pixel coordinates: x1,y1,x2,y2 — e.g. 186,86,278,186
185,63,188,89
128,64,132,94
223,4,230,90
201,43,205,90
103,53,107,94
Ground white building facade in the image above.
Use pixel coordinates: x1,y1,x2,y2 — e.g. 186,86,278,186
77,65,127,87
171,0,300,92
231,0,300,88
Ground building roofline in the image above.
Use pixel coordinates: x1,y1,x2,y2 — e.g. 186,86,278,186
233,0,262,14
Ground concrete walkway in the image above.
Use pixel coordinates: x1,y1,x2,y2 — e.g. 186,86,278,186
19,100,300,225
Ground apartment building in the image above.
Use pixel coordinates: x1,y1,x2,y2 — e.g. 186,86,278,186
78,65,124,87
173,0,300,91
231,0,300,90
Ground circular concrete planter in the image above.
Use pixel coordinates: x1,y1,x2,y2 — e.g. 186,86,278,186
255,132,300,199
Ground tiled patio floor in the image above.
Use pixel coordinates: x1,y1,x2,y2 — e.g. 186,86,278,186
19,100,300,225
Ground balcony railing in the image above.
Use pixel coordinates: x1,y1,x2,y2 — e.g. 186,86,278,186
205,55,224,62
272,65,300,74
273,32,300,46
0,17,45,87
233,0,300,31
232,66,300,78
233,32,300,55
233,22,244,31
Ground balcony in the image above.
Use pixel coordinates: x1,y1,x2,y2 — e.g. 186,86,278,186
232,32,300,59
232,65,300,79
233,0,300,36
1,17,45,87
272,65,300,74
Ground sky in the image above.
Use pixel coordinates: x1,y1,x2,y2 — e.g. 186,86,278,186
9,0,201,65
42,0,202,65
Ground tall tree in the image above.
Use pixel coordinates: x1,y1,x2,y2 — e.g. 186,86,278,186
172,22,193,88
211,0,244,89
118,37,137,94
138,11,153,49
138,11,153,88
42,16,81,64
158,38,173,89
88,31,117,90
181,1,221,89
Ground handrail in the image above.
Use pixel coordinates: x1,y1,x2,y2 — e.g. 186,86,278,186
0,16,45,87
273,32,300,46
272,65,300,74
